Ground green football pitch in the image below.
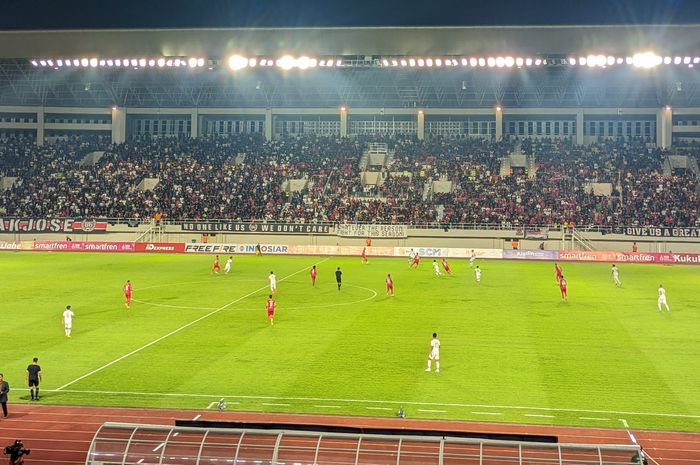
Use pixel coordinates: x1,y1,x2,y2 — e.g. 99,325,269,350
1,251,699,431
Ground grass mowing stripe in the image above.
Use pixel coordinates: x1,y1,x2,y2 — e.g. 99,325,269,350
55,258,327,391
48,388,700,419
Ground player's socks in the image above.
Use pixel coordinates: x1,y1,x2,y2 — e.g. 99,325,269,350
426,360,432,371
436,362,440,372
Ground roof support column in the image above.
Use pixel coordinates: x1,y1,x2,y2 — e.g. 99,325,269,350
340,106,348,137
495,106,503,140
576,109,584,145
657,106,672,149
191,109,199,138
265,108,273,141
111,106,126,144
36,107,44,146
417,110,425,140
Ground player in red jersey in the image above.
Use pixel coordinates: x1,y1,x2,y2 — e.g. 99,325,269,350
123,280,132,308
441,258,452,275
266,294,276,325
310,265,317,286
410,252,421,268
212,255,220,274
559,275,568,301
386,273,394,296
361,247,368,264
554,263,563,283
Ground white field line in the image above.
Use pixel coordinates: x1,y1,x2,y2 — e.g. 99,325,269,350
48,388,700,419
471,411,502,416
206,402,218,409
524,414,555,418
417,409,448,413
579,417,611,421
55,259,328,391
191,414,201,420
366,407,392,411
314,405,341,408
262,403,291,407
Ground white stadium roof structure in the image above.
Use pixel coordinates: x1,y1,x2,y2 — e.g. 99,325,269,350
1,25,700,108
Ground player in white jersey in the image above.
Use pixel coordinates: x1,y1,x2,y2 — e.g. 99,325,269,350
62,305,75,337
224,256,233,274
425,333,440,373
611,264,621,287
657,284,670,312
432,260,441,276
269,271,277,293
407,249,415,264
474,265,481,284
469,250,476,268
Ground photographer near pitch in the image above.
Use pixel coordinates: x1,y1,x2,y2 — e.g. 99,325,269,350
3,440,30,465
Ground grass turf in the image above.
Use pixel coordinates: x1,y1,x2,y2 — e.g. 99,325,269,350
1,251,699,431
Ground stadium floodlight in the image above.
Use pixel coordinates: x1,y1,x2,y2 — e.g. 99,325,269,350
673,56,682,64
248,57,258,67
694,57,700,64
625,56,633,64
683,56,691,64
47,59,54,67
391,59,398,67
97,59,104,66
418,58,425,67
400,59,407,67
65,59,72,67
381,58,389,66
56,59,63,67
39,60,47,66
633,52,661,68
326,59,334,67
435,58,442,66
579,57,586,66
487,57,496,67
147,59,155,67
426,58,433,67
461,58,467,66
340,106,346,112
534,58,542,66
504,56,514,67
106,59,113,67
514,57,523,67
276,55,295,70
197,58,205,67
71,59,79,67
89,58,97,67
297,56,312,69
663,56,671,64
495,57,504,67
155,58,164,67
495,105,502,111
165,59,173,67
478,57,486,67
229,54,249,70
31,60,38,66
568,57,576,66
409,58,416,67
470,57,478,67
137,58,146,67
586,55,596,67
524,58,532,66
188,57,198,68
607,56,615,66
665,105,672,111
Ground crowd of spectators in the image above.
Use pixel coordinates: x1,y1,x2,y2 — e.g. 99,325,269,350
0,134,698,228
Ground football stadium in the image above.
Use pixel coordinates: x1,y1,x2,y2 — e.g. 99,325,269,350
1,11,700,465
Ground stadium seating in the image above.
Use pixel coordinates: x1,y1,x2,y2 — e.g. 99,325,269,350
1,135,698,228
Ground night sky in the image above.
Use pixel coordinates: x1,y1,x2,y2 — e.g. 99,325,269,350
1,0,699,29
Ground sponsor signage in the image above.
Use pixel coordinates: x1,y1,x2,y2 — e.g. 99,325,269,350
134,242,185,253
337,224,408,238
181,222,330,234
32,241,134,252
624,226,700,238
184,243,290,254
503,249,557,260
524,229,549,239
0,218,108,233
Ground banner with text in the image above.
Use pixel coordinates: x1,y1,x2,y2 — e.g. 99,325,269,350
0,218,108,234
337,224,408,238
624,226,700,238
181,222,331,234
183,243,290,254
134,242,186,253
503,249,558,260
32,241,134,252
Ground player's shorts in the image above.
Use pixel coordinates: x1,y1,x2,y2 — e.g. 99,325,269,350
267,310,274,317
386,284,393,291
560,287,567,293
658,297,667,305
213,264,220,270
429,352,440,360
28,379,39,387
125,292,132,299
64,324,72,330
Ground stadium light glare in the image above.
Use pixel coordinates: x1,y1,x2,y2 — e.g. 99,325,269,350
327,59,335,67
632,52,661,68
88,58,97,67
684,56,691,64
297,56,312,69
596,55,606,66
128,59,136,67
461,58,467,66
72,59,80,67
496,105,502,111
112,105,117,110
340,106,346,112
625,56,633,65
607,56,615,66
435,58,442,66
391,59,398,67
197,58,205,67
56,59,63,67
495,56,504,67
407,58,415,67
157,58,165,67
188,57,198,68
46,59,54,67
694,57,700,64
148,59,155,67
65,59,72,67
586,55,596,67
665,105,672,111
97,59,105,66
138,58,146,67
249,58,258,67
673,56,682,64
418,58,425,67
504,56,514,67
381,59,389,66
487,57,496,67
31,60,38,66
663,56,671,64
400,59,407,67
515,57,524,67
335,59,342,66
276,55,296,70
165,59,173,67
568,57,576,66
524,58,532,66
578,57,586,66
229,54,249,70
105,59,113,67
426,58,433,67
470,57,478,67
534,58,542,66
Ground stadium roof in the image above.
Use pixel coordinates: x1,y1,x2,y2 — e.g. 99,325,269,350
2,25,700,58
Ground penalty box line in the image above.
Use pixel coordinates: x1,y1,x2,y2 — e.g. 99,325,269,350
55,258,329,391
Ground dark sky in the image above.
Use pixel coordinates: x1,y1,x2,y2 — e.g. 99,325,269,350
1,0,698,29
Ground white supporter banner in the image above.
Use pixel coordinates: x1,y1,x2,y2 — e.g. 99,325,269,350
183,244,289,254
337,224,408,238
450,248,504,259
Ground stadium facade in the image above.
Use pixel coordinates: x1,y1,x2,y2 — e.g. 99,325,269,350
1,26,700,146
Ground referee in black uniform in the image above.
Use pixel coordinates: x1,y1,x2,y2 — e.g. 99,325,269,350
26,357,42,401
335,267,342,291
